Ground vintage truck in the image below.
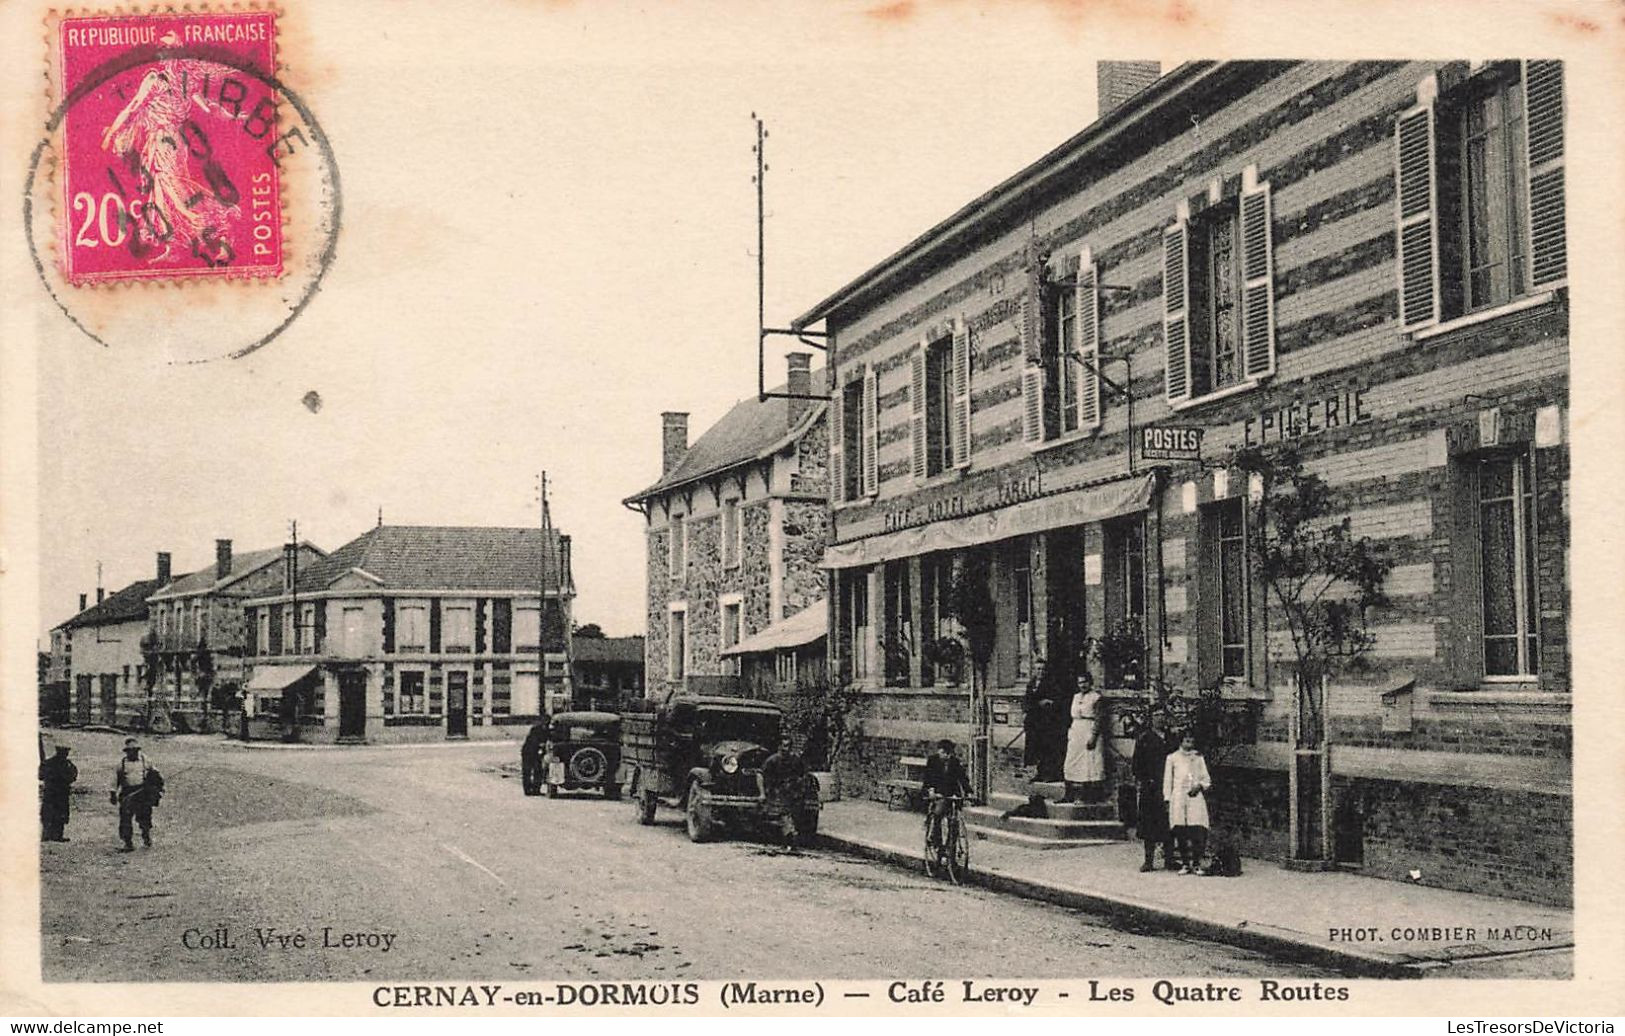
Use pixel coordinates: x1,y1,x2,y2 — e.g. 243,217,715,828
620,695,819,845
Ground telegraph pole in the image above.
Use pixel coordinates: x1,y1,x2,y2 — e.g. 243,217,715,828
537,473,549,718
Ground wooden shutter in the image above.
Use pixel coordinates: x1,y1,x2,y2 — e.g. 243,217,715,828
1239,179,1276,380
1162,221,1192,404
861,365,879,496
950,316,971,468
1394,103,1440,330
829,375,845,503
1523,60,1566,288
909,345,927,481
429,598,442,653
313,601,326,654
1021,365,1045,445
1075,249,1101,430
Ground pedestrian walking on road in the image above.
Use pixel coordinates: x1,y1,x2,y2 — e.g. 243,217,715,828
1063,681,1105,803
39,746,78,842
520,721,548,796
1131,711,1177,872
1163,731,1212,875
112,738,162,852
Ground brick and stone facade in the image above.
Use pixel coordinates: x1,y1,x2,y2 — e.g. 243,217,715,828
627,355,831,698
797,61,1570,904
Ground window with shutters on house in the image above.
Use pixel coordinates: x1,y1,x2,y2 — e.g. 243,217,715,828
833,367,878,502
1164,170,1275,407
841,379,865,501
1026,252,1102,445
1395,62,1566,331
910,318,971,481
923,338,954,476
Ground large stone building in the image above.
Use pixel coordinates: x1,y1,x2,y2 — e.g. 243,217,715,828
48,553,170,727
795,61,1569,904
241,524,574,743
145,539,327,732
625,354,830,699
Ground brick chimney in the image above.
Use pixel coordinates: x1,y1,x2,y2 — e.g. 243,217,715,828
786,351,812,430
1097,61,1161,120
97,587,105,605
157,551,172,584
559,534,573,588
661,412,689,476
79,593,88,612
215,539,233,580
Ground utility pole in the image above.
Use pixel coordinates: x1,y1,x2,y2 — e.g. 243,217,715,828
537,473,550,719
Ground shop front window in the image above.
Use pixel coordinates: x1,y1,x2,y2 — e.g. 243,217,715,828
1479,451,1539,677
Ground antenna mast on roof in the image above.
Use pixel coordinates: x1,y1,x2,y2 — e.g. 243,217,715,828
753,113,830,404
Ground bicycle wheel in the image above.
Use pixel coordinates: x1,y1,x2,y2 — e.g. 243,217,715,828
923,817,941,878
946,813,971,885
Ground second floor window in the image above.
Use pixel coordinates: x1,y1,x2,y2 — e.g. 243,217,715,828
514,605,541,649
299,603,316,652
257,610,270,653
398,606,427,650
924,338,953,477
721,499,741,568
669,515,685,580
1460,76,1528,312
444,606,473,650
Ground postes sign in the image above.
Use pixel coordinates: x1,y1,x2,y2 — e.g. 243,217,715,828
1141,426,1203,461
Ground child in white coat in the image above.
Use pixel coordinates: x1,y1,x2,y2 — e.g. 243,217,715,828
1162,731,1212,874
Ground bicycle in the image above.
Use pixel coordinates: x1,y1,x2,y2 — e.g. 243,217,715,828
923,794,970,884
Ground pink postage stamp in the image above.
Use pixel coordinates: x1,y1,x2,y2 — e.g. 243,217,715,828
53,9,283,284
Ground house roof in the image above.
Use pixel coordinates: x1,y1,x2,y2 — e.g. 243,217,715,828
288,525,571,594
150,543,322,600
720,601,826,656
624,370,828,504
792,62,1225,330
59,578,162,630
571,635,644,665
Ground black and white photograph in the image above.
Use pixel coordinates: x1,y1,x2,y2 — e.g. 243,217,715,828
3,0,1621,1022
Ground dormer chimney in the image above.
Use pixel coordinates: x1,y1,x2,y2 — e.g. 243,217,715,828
215,539,233,580
157,552,172,584
786,352,812,430
79,593,88,612
1096,61,1161,120
661,412,689,476
97,587,105,605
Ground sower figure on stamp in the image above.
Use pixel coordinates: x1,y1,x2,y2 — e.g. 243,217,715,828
39,746,77,842
111,738,162,852
1131,710,1177,872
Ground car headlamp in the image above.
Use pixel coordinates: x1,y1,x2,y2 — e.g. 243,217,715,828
721,754,741,775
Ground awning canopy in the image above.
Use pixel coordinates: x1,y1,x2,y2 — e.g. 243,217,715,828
720,601,827,657
244,664,317,692
822,472,1154,570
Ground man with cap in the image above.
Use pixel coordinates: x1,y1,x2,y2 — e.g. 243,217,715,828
1131,709,1178,872
111,738,160,852
39,745,77,842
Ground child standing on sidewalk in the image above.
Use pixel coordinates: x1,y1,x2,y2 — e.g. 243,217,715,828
1163,731,1212,875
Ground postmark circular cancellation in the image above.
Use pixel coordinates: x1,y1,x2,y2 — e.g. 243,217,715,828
25,6,341,361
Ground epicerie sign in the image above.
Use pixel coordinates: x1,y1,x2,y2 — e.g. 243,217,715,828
1140,425,1203,460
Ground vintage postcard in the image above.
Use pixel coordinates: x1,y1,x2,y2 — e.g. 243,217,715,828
2,0,1622,1022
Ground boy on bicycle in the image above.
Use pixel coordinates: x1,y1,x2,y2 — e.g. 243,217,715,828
922,738,970,846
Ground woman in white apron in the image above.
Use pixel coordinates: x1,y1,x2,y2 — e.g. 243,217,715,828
1063,683,1105,802
1163,731,1212,874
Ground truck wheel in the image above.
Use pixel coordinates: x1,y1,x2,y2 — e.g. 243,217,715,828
604,783,623,801
685,783,714,843
637,790,657,826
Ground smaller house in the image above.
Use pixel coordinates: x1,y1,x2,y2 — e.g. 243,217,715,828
241,524,575,743
51,553,171,728
570,635,645,708
720,600,827,698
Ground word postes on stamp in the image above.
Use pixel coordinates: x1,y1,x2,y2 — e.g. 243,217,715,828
56,10,284,284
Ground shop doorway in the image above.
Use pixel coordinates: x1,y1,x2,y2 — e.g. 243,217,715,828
338,671,367,739
1046,528,1090,682
447,671,469,738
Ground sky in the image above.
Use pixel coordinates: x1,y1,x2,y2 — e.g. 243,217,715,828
25,1,1136,639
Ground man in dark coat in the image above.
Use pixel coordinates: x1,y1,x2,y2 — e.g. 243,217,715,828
1131,710,1177,872
922,739,971,848
762,735,814,845
39,746,77,842
520,721,548,795
1022,661,1068,783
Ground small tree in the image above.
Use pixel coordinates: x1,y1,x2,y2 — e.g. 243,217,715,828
780,667,864,771
1230,444,1392,861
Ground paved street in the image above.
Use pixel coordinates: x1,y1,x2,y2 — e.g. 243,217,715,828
39,730,1337,982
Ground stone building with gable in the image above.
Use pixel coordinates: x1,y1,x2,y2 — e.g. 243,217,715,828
240,524,574,743
48,553,170,728
625,354,830,699
794,60,1570,904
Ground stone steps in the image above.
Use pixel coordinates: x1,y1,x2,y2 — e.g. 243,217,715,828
964,805,1127,845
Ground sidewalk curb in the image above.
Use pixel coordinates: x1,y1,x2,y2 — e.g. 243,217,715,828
816,830,1432,980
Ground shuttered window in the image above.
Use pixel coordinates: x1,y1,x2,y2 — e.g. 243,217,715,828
840,377,865,501
924,337,954,477
1021,266,1046,445
861,366,879,495
1163,222,1191,404
950,317,971,468
1394,63,1565,330
910,346,927,481
1075,252,1102,431
829,368,846,503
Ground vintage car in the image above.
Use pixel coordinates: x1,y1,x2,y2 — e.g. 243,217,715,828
544,710,623,799
620,695,819,845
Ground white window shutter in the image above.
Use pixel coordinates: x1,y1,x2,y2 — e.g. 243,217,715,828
951,316,971,468
1076,249,1101,430
1239,179,1276,380
1162,222,1192,404
862,365,879,496
909,345,926,482
1523,60,1566,288
1021,365,1045,445
829,376,845,503
1394,103,1440,330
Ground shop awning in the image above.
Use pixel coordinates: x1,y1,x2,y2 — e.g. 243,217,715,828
720,601,827,657
822,472,1154,570
244,664,317,691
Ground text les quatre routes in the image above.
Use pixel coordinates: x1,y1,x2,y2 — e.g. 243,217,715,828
367,979,1352,1010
